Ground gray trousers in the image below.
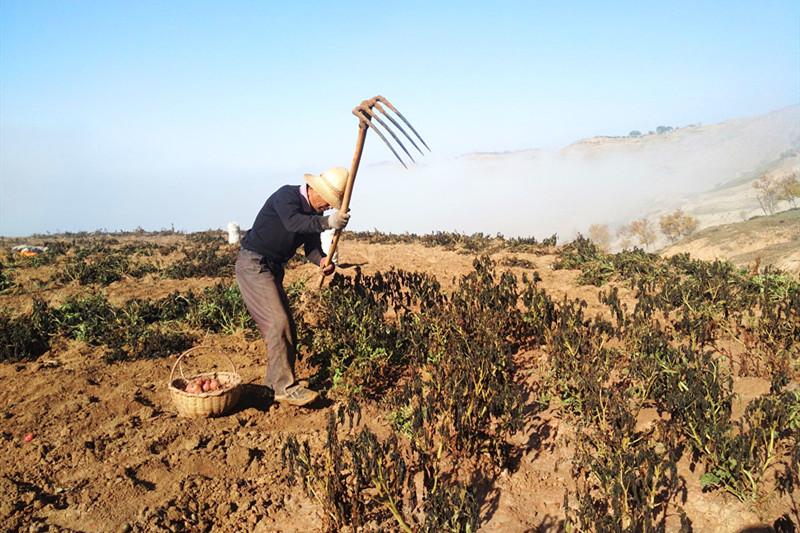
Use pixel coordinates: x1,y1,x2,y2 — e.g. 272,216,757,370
235,248,296,395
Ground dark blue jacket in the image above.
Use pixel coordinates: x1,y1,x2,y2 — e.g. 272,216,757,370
242,185,327,265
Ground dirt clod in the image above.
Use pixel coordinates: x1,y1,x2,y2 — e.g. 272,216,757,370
181,435,202,451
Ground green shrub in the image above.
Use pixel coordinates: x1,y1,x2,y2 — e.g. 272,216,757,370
164,243,235,279
104,324,195,362
57,252,131,285
50,291,196,362
53,293,117,344
0,299,54,361
0,259,12,291
283,406,479,533
309,271,402,399
393,258,525,462
698,387,800,501
566,407,687,533
187,283,255,334
553,235,616,286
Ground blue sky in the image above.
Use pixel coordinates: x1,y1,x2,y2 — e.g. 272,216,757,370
1,1,798,236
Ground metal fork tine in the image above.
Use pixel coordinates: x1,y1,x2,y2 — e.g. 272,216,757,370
375,96,431,152
360,106,415,163
373,102,425,156
356,110,408,169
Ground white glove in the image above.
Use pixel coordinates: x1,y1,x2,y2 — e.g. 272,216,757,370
326,210,350,230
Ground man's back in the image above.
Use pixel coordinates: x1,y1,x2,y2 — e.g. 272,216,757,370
242,185,326,264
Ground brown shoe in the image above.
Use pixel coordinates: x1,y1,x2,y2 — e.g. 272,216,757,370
274,385,319,407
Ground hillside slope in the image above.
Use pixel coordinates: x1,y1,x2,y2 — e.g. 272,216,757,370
661,208,800,272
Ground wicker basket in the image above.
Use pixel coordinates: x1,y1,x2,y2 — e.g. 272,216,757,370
168,346,242,418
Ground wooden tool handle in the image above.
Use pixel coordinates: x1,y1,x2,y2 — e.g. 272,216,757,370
318,121,369,288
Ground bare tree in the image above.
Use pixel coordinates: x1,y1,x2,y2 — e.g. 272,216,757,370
628,218,656,250
753,174,781,215
682,214,699,236
588,223,611,252
778,172,800,208
616,224,633,250
659,209,699,243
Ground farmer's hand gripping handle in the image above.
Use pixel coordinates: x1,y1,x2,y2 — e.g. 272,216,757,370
327,210,350,230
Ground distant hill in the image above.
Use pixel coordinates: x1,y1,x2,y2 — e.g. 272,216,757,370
660,208,800,273
457,106,799,238
359,106,799,243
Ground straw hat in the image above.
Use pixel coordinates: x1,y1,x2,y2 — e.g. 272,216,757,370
303,167,348,209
